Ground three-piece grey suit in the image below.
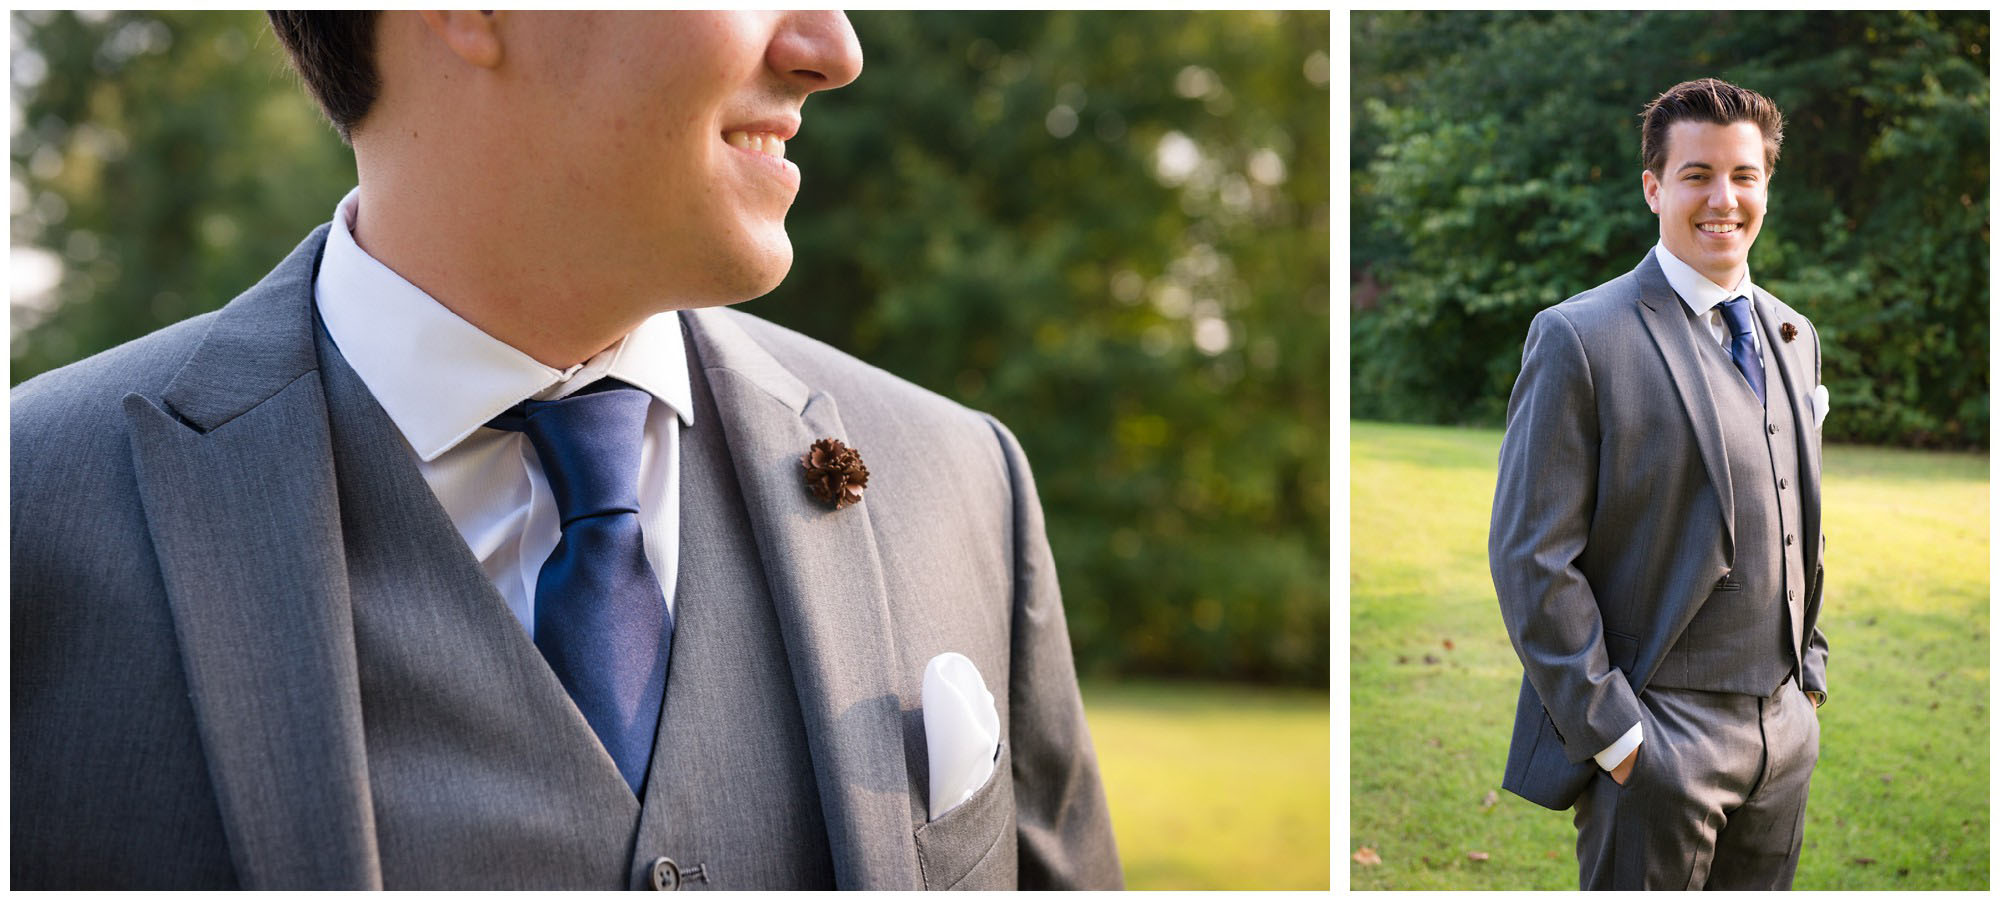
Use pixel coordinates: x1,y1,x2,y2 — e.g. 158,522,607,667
1489,250,1827,889
11,226,1122,889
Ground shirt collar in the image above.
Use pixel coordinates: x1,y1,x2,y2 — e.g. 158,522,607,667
315,187,694,463
1654,239,1755,318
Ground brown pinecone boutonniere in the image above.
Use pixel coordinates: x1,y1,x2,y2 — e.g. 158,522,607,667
1780,322,1798,342
802,437,869,510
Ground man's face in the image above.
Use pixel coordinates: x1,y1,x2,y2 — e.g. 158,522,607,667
504,12,862,306
1641,120,1769,289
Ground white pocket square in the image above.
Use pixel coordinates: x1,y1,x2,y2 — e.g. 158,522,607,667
921,652,1000,821
1810,384,1829,429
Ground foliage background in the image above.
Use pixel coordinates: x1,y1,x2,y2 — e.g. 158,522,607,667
1351,10,1989,448
9,11,1331,687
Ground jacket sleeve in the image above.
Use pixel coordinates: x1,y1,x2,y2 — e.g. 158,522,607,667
983,415,1124,889
1489,307,1645,764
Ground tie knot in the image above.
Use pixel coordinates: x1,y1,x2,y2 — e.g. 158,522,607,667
1718,295,1756,337
488,379,650,523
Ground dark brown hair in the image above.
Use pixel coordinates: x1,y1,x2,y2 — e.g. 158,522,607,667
1638,78,1784,177
267,12,382,145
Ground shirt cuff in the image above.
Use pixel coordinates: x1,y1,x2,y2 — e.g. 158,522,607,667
1594,721,1643,771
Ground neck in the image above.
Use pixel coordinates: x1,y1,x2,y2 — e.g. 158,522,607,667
350,169,665,370
1703,268,1745,292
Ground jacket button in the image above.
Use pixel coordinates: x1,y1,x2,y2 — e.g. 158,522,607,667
650,857,681,891
1768,423,1779,435
1779,478,1789,489
1788,589,1797,602
1786,533,1795,546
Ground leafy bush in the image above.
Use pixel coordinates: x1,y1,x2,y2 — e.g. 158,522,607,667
1353,11,1988,448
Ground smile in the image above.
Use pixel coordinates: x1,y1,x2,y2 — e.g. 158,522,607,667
724,131,787,160
1697,222,1740,234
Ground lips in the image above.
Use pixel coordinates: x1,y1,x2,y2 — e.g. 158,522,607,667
1697,221,1740,235
720,117,803,194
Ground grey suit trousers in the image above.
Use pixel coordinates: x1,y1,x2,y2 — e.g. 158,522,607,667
1573,681,1820,890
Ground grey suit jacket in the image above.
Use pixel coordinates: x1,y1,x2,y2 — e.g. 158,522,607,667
1488,250,1828,811
11,226,1122,889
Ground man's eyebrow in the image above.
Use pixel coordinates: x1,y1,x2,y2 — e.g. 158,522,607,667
1675,161,1763,175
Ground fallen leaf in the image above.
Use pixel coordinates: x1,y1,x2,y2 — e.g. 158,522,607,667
1479,790,1499,811
1544,850,1560,860
1442,638,1455,651
1930,701,1940,710
1852,857,1877,866
1423,654,1441,665
1467,851,1490,862
1397,655,1410,665
1353,847,1382,866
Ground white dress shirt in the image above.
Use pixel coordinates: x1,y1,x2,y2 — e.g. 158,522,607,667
314,187,693,638
1592,243,1770,773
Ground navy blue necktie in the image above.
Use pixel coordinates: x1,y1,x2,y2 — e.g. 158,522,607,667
488,379,670,795
1718,296,1765,406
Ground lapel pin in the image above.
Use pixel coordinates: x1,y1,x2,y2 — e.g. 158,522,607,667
1780,322,1798,343
802,437,869,510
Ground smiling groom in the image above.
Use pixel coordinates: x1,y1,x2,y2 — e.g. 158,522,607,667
11,12,1120,889
1489,78,1828,890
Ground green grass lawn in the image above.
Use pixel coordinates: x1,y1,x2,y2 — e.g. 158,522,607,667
1349,420,1989,890
1082,679,1330,889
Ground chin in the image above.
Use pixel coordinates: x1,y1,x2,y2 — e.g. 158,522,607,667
692,239,794,307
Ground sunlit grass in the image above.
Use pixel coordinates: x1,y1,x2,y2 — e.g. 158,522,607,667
1349,420,1988,890
1082,679,1330,889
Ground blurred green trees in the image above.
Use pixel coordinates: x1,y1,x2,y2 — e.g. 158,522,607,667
1353,11,1988,448
10,11,1330,685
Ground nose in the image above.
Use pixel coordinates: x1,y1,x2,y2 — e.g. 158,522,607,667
768,11,863,94
1707,178,1737,212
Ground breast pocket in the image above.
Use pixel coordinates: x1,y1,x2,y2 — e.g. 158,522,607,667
913,740,1016,889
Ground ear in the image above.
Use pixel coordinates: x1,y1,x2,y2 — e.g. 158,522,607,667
419,11,502,69
1640,169,1662,215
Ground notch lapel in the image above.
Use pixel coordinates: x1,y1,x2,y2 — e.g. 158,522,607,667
122,227,381,889
1754,289,1822,576
681,308,922,890
1632,250,1736,561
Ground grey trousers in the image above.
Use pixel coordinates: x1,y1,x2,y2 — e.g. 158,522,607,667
1573,680,1821,890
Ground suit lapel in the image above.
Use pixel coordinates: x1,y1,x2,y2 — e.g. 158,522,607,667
681,308,922,890
1632,250,1736,560
123,227,381,889
1753,289,1822,576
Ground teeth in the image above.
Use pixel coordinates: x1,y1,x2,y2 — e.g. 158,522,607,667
725,131,787,160
1699,223,1738,234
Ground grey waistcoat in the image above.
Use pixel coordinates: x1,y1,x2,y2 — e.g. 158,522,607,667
1648,307,1806,695
325,318,835,889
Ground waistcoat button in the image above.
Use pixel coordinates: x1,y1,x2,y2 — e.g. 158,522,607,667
1780,478,1789,489
651,857,681,891
1786,533,1795,546
1767,423,1779,435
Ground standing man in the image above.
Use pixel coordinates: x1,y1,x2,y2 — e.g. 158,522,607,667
1489,78,1828,890
12,12,1121,889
